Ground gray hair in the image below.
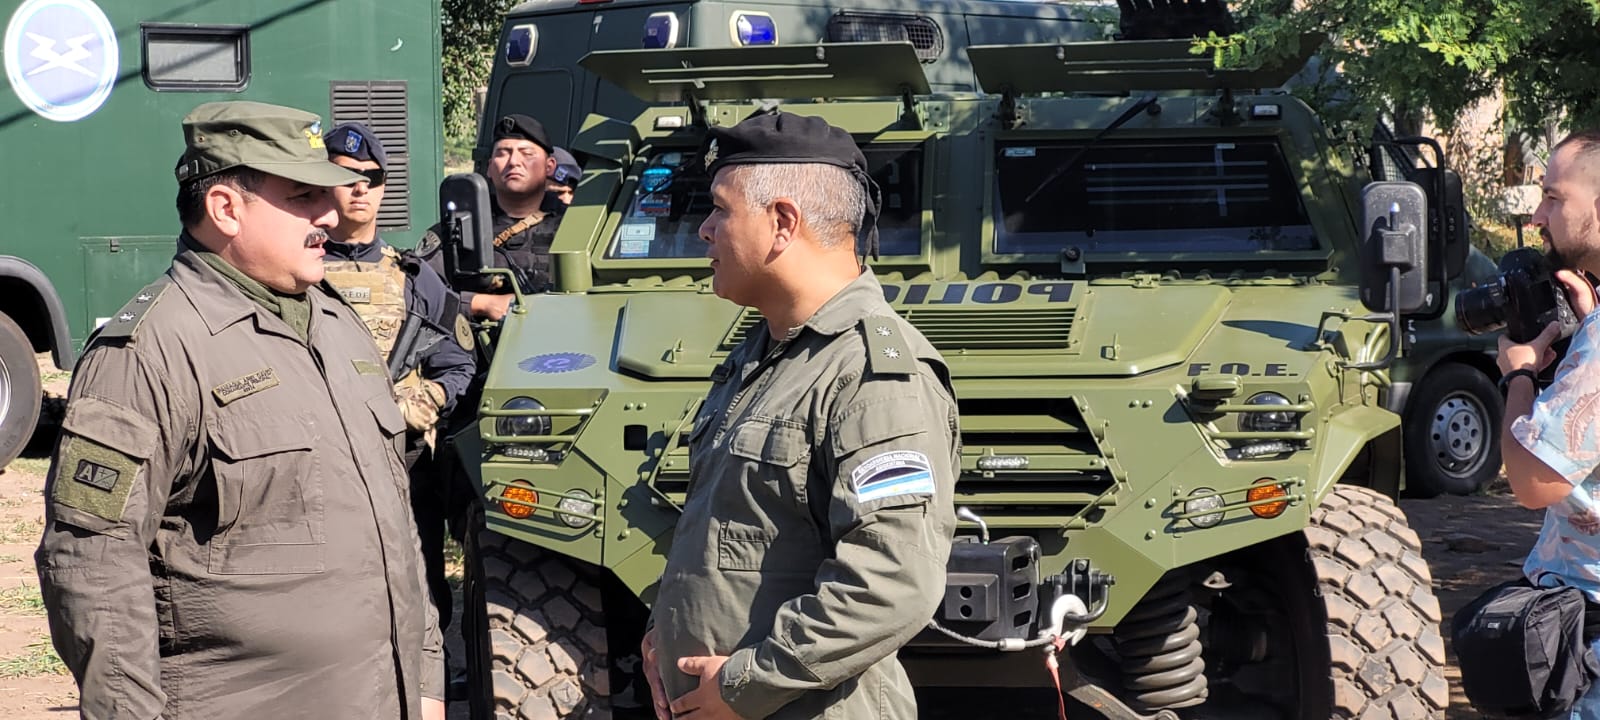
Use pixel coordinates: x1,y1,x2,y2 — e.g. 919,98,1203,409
726,163,865,248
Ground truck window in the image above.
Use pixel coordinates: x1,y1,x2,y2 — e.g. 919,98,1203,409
605,144,926,259
993,138,1317,255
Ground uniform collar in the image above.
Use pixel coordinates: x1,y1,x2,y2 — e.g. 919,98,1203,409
171,237,344,337
324,234,387,263
796,267,884,338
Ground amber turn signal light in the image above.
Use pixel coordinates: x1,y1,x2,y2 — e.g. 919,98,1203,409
501,482,539,519
1248,482,1289,518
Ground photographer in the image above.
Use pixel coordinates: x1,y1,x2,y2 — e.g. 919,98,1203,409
1496,130,1600,716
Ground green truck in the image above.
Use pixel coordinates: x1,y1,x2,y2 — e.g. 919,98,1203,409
439,4,1474,718
0,0,444,466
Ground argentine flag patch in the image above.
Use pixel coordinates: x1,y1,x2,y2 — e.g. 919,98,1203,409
852,450,936,503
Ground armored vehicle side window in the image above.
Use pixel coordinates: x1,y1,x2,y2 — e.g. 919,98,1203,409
993,138,1316,255
605,144,926,259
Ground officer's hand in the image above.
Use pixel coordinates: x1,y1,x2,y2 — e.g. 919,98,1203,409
472,293,515,321
422,697,445,720
395,374,446,432
671,655,742,720
1498,321,1562,375
1557,269,1597,320
641,629,670,720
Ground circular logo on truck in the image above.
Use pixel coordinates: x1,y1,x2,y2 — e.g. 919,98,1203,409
4,0,119,122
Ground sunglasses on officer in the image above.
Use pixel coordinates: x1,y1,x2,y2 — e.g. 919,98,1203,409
353,168,386,188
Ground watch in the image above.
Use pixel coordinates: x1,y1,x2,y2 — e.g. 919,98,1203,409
1498,368,1540,394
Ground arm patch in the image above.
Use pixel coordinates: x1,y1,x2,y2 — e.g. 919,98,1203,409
50,395,159,525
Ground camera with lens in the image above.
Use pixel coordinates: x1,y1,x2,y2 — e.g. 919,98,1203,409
1455,247,1581,343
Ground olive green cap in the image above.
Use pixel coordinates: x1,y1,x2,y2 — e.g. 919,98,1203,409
174,101,364,187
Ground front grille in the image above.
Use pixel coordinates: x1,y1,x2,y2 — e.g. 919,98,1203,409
719,306,1077,353
649,397,1121,530
827,12,944,63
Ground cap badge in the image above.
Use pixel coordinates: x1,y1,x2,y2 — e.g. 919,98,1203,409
344,132,361,154
703,139,719,168
305,121,324,149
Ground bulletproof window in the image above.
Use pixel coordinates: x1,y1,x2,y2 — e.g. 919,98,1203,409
141,25,250,91
993,138,1316,255
827,12,943,63
330,81,411,230
604,144,926,260
506,24,537,66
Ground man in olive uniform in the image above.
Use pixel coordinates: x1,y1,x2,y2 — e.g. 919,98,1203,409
641,112,960,720
322,122,476,661
35,102,445,720
420,113,566,320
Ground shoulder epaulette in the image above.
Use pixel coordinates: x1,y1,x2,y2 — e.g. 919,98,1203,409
94,280,171,342
860,314,916,376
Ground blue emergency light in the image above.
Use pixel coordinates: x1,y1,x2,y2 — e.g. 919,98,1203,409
731,12,777,46
643,12,680,49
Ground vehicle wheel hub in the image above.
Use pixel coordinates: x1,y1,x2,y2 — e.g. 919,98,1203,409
1431,394,1487,477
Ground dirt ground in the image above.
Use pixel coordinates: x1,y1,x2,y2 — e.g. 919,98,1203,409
0,354,1540,718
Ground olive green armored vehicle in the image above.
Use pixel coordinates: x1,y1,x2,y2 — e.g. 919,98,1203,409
439,11,1462,720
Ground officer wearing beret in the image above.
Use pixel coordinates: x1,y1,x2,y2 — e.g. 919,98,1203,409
35,102,445,720
548,146,582,206
322,122,476,666
420,113,567,321
641,111,959,720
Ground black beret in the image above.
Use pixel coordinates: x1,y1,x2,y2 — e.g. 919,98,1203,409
324,122,388,173
492,114,552,153
702,111,883,257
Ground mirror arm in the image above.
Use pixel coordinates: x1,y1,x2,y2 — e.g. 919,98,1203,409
1341,266,1402,372
479,268,527,316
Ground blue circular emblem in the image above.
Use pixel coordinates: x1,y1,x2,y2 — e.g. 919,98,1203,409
4,0,119,123
520,352,597,374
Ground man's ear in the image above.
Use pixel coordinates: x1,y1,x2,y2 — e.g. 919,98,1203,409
770,197,802,254
206,183,246,238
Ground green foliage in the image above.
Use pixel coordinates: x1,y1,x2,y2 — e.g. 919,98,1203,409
1192,0,1600,134
0,583,46,616
441,0,521,143
0,639,66,678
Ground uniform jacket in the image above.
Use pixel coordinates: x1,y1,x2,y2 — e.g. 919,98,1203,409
322,235,475,413
652,269,960,720
35,245,444,720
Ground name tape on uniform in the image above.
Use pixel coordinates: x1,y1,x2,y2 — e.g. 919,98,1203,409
851,450,935,503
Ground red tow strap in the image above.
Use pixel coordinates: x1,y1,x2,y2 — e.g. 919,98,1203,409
1046,636,1070,720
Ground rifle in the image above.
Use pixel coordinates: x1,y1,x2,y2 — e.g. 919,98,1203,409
388,292,461,381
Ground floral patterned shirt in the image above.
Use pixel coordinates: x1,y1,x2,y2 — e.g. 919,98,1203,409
1516,312,1600,601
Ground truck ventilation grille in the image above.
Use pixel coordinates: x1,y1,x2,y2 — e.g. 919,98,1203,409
330,81,411,230
719,306,1077,353
827,12,944,63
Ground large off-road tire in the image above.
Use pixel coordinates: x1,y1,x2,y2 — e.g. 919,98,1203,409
1403,363,1501,497
1306,485,1449,719
466,527,612,720
0,312,42,470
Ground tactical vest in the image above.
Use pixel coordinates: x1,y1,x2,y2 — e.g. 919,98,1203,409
485,212,560,295
323,245,408,362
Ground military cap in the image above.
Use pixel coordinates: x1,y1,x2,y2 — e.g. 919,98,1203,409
174,101,363,187
702,111,883,257
492,114,553,153
549,147,581,188
324,122,388,173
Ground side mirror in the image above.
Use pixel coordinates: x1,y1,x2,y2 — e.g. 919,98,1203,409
1412,167,1469,279
1359,181,1430,314
439,173,493,283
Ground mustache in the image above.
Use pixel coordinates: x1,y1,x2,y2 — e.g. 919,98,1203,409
304,229,328,248
1542,227,1554,245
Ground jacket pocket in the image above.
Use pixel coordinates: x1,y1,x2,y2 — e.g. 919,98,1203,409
207,412,325,575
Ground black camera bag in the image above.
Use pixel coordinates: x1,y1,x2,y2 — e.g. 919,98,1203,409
1452,579,1599,717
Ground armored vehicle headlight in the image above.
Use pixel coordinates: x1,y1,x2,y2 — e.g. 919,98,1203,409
1239,392,1299,433
1185,488,1225,528
731,12,777,45
556,490,598,529
496,397,553,438
500,481,538,520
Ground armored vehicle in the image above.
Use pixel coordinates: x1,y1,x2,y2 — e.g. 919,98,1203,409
440,22,1461,720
